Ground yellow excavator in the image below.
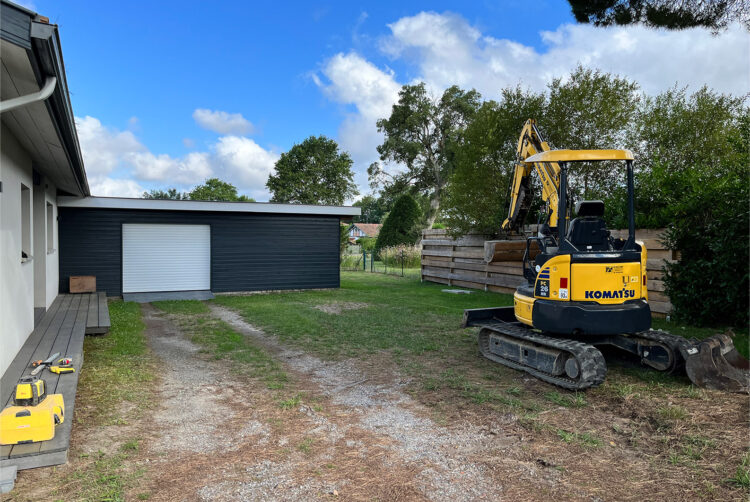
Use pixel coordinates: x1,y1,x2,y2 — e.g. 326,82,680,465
462,119,749,392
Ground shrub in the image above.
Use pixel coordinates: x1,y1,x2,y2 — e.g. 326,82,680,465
340,224,350,256
340,254,363,269
431,222,446,229
358,237,376,252
375,194,422,255
379,244,421,268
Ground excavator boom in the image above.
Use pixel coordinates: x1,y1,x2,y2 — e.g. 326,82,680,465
501,119,562,233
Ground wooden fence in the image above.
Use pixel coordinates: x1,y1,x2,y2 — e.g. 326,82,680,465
420,228,677,315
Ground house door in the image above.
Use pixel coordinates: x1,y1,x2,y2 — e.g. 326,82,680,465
122,224,210,293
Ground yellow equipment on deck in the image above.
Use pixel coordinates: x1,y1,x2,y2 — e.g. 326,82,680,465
0,376,65,445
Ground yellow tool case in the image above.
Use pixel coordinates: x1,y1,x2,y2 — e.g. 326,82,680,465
0,394,65,445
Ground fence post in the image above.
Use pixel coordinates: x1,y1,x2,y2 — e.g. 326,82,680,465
363,250,366,271
370,252,374,272
401,250,404,277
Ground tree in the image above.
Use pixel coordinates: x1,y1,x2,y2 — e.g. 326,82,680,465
627,88,748,326
545,66,640,199
353,194,389,223
188,178,255,202
443,87,547,236
374,194,422,255
143,188,189,200
371,83,481,229
267,135,358,205
567,0,749,31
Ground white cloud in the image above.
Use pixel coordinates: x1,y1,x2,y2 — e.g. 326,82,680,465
130,151,213,185
192,108,254,135
182,138,195,149
77,116,277,199
314,52,401,187
87,177,144,198
214,136,279,200
315,13,750,194
382,12,749,97
75,116,144,177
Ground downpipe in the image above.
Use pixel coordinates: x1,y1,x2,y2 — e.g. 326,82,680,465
0,76,57,114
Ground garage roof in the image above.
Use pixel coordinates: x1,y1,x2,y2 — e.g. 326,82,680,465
57,196,362,217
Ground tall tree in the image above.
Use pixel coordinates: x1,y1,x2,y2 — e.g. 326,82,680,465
143,188,189,200
374,193,422,255
371,83,481,229
267,135,358,205
568,0,749,31
545,66,640,198
353,194,389,223
443,87,547,236
189,178,255,202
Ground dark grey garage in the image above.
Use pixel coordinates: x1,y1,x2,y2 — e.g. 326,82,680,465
56,197,359,297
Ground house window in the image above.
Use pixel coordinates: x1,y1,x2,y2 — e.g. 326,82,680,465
21,183,31,261
46,202,54,253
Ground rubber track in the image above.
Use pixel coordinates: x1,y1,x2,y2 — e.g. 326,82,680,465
628,329,693,372
477,320,607,390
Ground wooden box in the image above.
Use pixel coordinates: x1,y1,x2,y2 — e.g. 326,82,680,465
69,276,96,293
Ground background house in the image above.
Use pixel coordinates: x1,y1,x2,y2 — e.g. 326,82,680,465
348,223,381,242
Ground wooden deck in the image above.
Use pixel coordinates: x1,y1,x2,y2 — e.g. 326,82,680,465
0,293,110,471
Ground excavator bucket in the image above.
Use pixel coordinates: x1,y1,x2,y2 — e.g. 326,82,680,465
683,334,750,393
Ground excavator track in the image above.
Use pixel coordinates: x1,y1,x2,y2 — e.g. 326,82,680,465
477,320,607,390
626,329,693,373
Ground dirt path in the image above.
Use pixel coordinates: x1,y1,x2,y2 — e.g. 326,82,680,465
131,303,587,501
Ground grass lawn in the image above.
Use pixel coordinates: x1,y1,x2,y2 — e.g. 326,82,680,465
57,300,156,501
215,271,512,357
211,271,749,498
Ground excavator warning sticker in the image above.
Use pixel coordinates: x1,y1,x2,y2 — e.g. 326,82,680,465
559,288,569,299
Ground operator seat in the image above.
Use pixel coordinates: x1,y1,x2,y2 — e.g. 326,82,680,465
566,200,610,251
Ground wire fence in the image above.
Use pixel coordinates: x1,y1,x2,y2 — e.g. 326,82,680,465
340,251,422,279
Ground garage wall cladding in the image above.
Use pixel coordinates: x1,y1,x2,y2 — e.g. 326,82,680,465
58,208,341,296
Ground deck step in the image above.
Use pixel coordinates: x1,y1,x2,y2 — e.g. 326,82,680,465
0,293,109,472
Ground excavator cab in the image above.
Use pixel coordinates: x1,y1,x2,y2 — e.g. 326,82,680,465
462,119,749,392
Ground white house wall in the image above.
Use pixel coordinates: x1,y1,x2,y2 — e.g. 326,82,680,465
33,176,58,309
0,123,35,377
45,181,58,309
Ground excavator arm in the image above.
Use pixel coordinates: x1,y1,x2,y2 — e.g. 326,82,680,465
501,119,562,233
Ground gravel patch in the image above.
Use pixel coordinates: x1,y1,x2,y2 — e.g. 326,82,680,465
313,302,369,315
198,460,332,501
210,304,513,501
142,304,263,453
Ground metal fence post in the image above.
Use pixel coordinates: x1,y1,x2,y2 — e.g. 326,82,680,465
370,252,374,272
401,250,404,277
363,250,366,271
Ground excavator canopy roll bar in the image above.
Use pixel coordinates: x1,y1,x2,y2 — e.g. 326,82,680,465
525,149,634,163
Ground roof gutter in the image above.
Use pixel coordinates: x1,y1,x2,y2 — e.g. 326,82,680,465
28,19,90,196
0,75,56,113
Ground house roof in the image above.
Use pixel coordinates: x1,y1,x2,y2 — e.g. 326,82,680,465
57,196,362,218
351,223,382,237
1,0,89,195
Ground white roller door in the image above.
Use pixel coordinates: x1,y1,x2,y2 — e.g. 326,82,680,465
122,224,210,293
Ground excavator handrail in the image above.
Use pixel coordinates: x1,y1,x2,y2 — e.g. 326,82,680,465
525,149,634,163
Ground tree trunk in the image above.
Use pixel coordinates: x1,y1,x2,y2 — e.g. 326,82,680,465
424,188,441,230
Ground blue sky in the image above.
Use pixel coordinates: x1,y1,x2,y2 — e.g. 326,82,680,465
23,1,750,200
